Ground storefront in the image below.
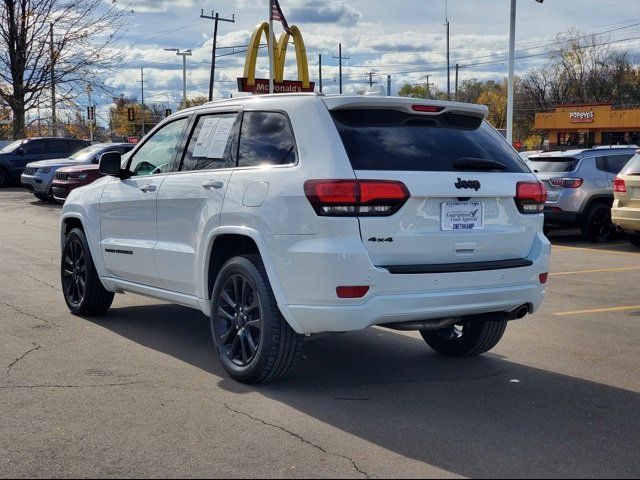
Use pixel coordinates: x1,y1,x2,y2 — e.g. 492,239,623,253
535,103,640,149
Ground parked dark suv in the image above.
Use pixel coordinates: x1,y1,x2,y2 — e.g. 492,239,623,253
0,137,90,187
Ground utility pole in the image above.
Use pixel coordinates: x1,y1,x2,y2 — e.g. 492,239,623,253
420,74,435,98
50,23,57,136
318,54,323,93
454,64,463,102
200,10,235,101
387,75,392,96
367,70,376,88
165,48,192,109
139,68,147,136
333,44,349,94
86,84,94,142
445,3,451,101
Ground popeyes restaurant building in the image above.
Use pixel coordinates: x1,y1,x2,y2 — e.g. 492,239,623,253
535,104,640,149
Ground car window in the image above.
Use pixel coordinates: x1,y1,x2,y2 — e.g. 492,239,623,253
238,111,297,168
606,154,635,174
331,110,528,173
181,113,239,171
47,139,68,154
621,154,640,175
23,140,45,155
530,156,579,173
127,118,189,177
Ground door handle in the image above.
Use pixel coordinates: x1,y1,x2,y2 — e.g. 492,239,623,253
202,180,224,190
139,184,157,193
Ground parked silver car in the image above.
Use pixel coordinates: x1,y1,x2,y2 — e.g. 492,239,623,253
21,143,134,201
529,146,637,242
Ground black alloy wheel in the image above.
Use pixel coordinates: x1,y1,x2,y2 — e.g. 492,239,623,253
215,274,263,367
583,204,616,243
62,237,87,307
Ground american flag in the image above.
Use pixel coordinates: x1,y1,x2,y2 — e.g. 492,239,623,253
270,0,292,35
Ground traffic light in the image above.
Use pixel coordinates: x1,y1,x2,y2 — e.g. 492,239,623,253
165,108,172,117
87,106,95,121
127,107,135,122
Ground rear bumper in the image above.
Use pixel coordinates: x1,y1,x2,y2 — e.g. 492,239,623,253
544,208,580,227
612,206,640,232
269,232,550,335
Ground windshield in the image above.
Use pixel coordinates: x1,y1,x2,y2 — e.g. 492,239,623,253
0,140,25,153
331,109,528,173
528,157,578,173
69,145,105,162
621,154,640,175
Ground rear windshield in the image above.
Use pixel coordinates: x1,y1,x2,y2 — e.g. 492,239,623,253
330,109,528,173
621,154,640,175
528,157,578,173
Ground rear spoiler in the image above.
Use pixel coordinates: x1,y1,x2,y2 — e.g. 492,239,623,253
321,96,488,120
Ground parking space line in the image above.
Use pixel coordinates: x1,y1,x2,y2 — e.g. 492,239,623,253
552,245,640,258
552,305,640,316
551,266,640,276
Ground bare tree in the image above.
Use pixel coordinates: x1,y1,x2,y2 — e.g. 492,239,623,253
0,0,130,139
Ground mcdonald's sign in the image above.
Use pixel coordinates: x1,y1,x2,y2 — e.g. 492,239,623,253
238,22,315,94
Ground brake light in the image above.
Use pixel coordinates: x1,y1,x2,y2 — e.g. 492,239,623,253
516,181,547,214
539,273,549,284
614,177,627,193
412,105,445,113
304,180,409,216
550,177,583,188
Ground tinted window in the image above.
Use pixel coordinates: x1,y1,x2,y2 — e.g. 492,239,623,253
529,157,578,173
23,140,45,155
128,118,189,177
606,154,635,174
47,139,68,154
238,111,297,168
331,109,528,172
182,113,239,171
621,154,640,175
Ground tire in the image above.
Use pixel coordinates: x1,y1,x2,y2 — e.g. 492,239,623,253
627,232,640,247
34,192,48,201
0,167,8,188
61,228,114,316
420,319,508,357
581,203,616,243
210,255,303,384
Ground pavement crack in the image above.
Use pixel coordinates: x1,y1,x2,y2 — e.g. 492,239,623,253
0,381,151,390
1,302,59,327
6,344,41,375
22,272,61,291
223,402,370,478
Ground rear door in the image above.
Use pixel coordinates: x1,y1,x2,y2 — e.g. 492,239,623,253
155,110,240,294
330,107,539,267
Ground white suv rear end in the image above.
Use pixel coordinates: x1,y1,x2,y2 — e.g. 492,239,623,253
60,94,550,383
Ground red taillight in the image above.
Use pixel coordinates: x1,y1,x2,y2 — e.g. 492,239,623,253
550,177,583,189
336,286,370,299
539,273,549,284
614,177,627,193
412,105,445,113
304,180,409,216
516,181,547,214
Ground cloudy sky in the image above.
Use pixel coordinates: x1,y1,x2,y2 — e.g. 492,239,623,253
87,0,640,123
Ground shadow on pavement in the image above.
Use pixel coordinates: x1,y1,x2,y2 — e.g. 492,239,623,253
93,304,640,478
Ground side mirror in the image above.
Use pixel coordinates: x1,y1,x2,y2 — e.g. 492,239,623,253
16,147,26,156
99,152,122,177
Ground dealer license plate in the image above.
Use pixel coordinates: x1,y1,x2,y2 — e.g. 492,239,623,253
441,202,484,231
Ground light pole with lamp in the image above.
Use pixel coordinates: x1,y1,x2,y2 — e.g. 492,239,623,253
165,48,193,109
507,0,543,145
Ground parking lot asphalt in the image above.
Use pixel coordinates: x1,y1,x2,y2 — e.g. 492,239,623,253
0,187,639,479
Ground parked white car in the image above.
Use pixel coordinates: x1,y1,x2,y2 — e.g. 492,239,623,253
59,94,550,383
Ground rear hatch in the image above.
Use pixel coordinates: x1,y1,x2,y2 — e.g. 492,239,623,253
326,99,542,268
527,155,580,203
618,154,640,209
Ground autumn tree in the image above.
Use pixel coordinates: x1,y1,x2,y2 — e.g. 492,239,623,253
398,82,447,100
184,96,210,108
109,96,171,140
0,0,129,139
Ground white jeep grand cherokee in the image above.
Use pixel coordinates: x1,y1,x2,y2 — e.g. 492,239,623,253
60,94,550,383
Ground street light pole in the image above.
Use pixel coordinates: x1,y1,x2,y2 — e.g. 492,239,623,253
165,48,193,109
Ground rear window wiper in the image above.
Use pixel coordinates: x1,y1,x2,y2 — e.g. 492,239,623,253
453,157,508,171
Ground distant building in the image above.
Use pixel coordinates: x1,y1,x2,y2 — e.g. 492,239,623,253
535,103,640,149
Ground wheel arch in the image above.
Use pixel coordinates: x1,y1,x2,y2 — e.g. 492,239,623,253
581,194,613,214
198,226,303,334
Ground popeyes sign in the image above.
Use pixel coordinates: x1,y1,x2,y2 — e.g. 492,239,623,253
238,22,315,94
570,111,595,123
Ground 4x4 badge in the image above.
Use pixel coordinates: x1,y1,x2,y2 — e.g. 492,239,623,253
455,178,481,191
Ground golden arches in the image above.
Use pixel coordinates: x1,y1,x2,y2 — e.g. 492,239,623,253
243,22,311,89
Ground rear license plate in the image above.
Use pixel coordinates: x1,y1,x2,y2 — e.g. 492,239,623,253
441,202,484,231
